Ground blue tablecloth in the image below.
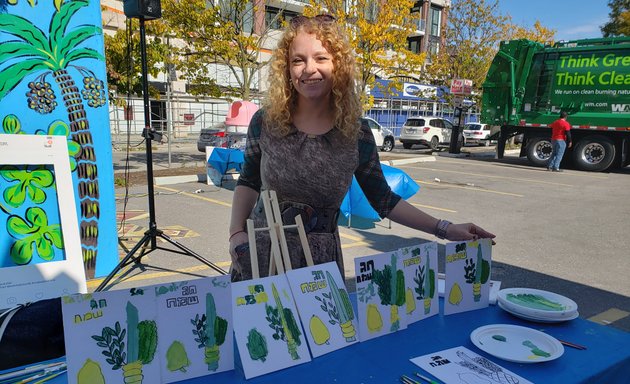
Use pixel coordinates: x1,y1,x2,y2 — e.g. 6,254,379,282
207,148,244,175
18,298,629,383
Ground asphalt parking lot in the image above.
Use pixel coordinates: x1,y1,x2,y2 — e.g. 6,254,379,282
103,140,630,333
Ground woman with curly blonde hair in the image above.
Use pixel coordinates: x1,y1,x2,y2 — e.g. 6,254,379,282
228,15,494,281
263,15,361,140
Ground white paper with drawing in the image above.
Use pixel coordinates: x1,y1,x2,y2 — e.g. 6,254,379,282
410,346,533,384
400,242,439,324
285,262,359,358
444,239,492,315
154,276,233,383
232,274,311,379
354,251,407,342
61,288,160,384
0,134,86,308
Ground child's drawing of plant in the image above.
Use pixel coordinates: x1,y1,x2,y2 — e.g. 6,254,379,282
414,257,436,314
91,302,157,383
191,293,228,371
265,283,302,360
371,253,405,331
313,271,356,342
463,242,489,302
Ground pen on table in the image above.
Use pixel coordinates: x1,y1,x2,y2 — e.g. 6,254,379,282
31,369,67,384
400,375,421,384
0,361,65,381
15,364,67,384
558,339,587,350
415,372,441,384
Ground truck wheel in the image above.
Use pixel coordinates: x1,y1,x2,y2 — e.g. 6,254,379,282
572,136,616,172
381,137,394,152
430,136,439,150
526,137,552,167
403,143,412,149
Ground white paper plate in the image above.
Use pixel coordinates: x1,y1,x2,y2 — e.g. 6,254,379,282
498,301,579,323
497,288,578,319
470,324,564,363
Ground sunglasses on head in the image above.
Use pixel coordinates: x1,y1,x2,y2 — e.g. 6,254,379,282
289,14,336,28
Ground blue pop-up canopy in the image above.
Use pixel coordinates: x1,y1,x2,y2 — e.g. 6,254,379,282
339,163,420,224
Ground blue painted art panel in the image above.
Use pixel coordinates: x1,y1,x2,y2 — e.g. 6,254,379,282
0,0,118,278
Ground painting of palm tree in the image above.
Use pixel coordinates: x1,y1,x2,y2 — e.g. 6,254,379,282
0,0,108,278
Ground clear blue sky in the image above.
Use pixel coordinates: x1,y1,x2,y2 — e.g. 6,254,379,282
498,0,611,41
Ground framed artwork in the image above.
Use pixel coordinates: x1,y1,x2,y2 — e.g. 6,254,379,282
0,134,86,308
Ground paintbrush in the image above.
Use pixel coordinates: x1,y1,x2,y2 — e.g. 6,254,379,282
558,339,587,350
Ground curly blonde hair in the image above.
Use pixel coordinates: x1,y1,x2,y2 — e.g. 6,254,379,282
262,18,362,140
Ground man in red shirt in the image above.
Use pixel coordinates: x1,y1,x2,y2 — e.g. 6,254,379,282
547,111,572,172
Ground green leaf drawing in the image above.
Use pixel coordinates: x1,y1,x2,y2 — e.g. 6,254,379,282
0,166,55,208
7,207,63,264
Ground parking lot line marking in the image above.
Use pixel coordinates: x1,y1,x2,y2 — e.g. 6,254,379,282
86,262,233,289
415,179,525,197
446,159,610,180
411,202,457,213
156,185,233,207
404,165,574,187
340,232,365,241
587,308,630,325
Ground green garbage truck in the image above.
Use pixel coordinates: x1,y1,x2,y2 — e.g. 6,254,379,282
481,37,630,171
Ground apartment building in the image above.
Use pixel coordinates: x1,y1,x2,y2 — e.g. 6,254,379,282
100,0,452,137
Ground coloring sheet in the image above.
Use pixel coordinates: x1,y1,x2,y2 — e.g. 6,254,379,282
400,243,439,324
410,346,533,384
0,135,86,309
153,276,233,383
355,251,407,342
285,262,359,358
232,274,311,379
444,239,492,315
61,288,160,384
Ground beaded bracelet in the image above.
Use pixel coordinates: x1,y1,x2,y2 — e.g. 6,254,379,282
435,219,451,240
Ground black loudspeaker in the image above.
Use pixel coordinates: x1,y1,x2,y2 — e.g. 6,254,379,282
123,0,162,20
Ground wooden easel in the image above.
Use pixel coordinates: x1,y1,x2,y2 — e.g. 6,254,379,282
246,190,314,279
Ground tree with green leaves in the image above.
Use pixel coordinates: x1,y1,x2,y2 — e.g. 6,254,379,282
103,19,171,105
422,0,508,97
423,0,555,106
504,20,555,45
308,0,426,109
602,0,630,37
159,0,281,101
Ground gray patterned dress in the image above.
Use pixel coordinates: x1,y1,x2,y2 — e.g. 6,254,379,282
232,110,401,281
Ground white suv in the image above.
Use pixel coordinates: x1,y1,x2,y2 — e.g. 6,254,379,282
399,116,454,150
362,117,395,152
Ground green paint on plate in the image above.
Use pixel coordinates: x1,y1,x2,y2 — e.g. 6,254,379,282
492,334,507,342
506,293,566,311
522,340,551,357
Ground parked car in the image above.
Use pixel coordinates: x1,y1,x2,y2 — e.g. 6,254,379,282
399,116,454,150
197,123,227,152
197,124,248,152
462,123,493,146
362,117,395,152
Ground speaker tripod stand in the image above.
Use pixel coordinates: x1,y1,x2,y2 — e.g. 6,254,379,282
96,17,226,291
